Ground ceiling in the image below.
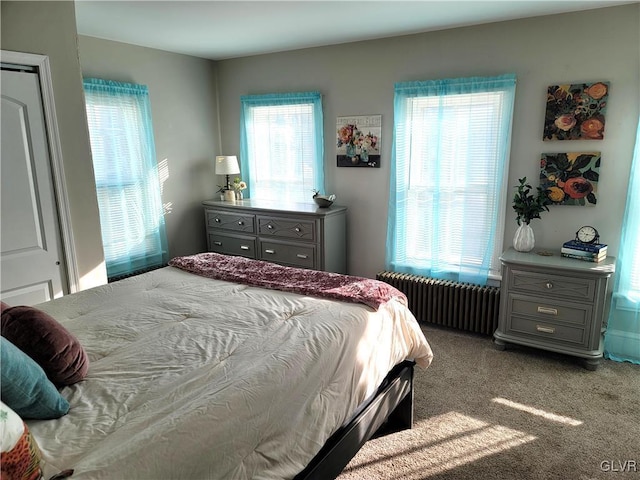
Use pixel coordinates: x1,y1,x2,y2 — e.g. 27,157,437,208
74,1,636,60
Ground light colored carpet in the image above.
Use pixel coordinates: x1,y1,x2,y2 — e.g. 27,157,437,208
337,325,640,480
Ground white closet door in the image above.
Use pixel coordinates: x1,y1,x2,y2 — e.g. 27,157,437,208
1,68,68,305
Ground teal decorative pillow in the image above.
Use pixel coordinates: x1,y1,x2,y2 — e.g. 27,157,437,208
0,337,69,420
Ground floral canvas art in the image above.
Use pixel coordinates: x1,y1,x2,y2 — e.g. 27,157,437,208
337,115,381,167
543,82,608,141
540,152,600,206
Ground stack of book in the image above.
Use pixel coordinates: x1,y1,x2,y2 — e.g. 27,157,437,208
561,240,608,262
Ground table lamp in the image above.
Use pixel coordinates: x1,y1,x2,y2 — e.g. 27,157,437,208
215,155,240,190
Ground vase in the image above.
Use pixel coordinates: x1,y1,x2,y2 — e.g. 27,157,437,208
513,223,535,252
346,143,356,159
235,190,243,201
360,149,369,163
223,189,236,203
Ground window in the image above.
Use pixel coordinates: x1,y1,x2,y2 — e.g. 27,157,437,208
611,116,640,307
386,74,517,286
83,78,168,280
604,116,640,364
240,92,324,202
622,232,640,306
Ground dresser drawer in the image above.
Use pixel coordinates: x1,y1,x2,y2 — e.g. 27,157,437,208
508,268,596,302
259,240,315,269
206,210,255,234
257,216,315,242
207,233,256,258
509,294,591,326
508,315,588,347
203,200,347,273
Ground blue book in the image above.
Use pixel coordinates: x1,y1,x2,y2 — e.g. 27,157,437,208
562,240,607,253
561,247,606,258
561,252,605,263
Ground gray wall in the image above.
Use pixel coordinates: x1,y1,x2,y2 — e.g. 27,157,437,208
216,4,640,279
78,36,220,258
3,2,638,286
1,1,221,289
1,1,107,289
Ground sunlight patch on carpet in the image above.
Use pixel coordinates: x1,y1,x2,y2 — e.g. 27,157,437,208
492,397,583,426
342,411,536,478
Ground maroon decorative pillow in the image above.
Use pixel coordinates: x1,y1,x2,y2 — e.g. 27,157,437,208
1,305,88,387
0,301,11,314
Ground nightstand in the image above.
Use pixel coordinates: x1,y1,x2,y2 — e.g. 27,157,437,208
202,198,347,273
494,247,615,370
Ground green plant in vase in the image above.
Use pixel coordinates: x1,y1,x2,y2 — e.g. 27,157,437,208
513,177,550,225
512,177,550,252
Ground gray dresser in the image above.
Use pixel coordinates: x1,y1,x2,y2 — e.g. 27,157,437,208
202,199,347,274
494,247,615,370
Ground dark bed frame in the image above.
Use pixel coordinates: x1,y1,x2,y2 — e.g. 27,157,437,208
294,360,416,480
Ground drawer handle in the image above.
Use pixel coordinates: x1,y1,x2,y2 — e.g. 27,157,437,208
295,227,301,232
265,249,275,254
296,254,308,259
267,224,274,230
215,218,221,223
238,221,244,226
536,325,556,334
537,306,558,316
213,241,222,246
546,282,553,289
240,245,250,250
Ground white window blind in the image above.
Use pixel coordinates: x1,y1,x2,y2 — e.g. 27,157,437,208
387,75,517,285
604,117,640,363
629,246,640,301
240,92,324,203
83,79,167,279
615,117,640,305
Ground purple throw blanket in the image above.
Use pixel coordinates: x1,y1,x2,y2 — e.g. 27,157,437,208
168,253,406,310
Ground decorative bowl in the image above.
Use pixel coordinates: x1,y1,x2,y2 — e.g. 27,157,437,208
313,194,335,208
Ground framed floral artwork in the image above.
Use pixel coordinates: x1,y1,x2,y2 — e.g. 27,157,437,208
540,152,600,206
336,115,381,167
543,82,608,141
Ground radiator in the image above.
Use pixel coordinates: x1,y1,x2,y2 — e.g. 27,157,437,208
108,264,167,283
376,271,500,335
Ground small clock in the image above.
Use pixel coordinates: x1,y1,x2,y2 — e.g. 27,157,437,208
575,225,600,244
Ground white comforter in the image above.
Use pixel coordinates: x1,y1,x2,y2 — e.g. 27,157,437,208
28,266,433,479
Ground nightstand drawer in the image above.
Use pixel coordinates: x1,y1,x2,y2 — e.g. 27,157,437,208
259,240,315,269
508,269,596,302
207,233,256,258
510,295,590,326
495,248,615,369
508,315,587,346
257,216,315,242
206,210,255,234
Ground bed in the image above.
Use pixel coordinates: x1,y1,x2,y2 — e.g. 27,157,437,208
2,253,433,479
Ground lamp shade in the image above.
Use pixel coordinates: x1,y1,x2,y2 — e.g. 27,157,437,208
215,155,240,175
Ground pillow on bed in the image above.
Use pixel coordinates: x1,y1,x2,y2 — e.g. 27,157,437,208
0,337,70,420
1,304,88,386
0,301,10,314
0,400,43,480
